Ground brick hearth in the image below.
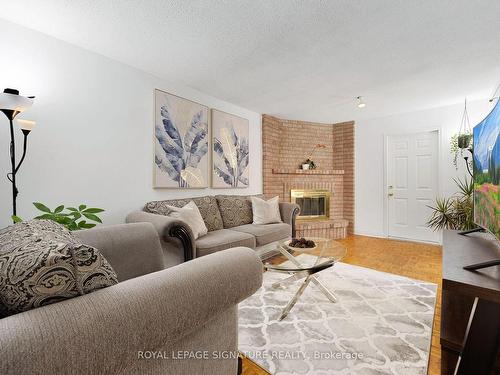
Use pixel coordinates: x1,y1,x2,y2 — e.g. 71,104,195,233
262,115,354,238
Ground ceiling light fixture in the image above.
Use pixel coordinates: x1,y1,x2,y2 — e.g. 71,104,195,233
356,96,366,108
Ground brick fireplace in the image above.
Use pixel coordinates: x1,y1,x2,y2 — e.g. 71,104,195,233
262,115,354,239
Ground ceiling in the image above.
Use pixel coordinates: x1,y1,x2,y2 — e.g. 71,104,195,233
1,0,499,123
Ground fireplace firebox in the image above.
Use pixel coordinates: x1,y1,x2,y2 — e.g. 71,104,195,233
290,189,330,220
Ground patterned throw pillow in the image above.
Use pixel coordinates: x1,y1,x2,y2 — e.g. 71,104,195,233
216,195,253,229
145,196,224,232
0,219,118,316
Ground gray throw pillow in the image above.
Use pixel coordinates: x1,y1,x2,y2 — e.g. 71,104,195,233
216,195,253,228
0,219,118,317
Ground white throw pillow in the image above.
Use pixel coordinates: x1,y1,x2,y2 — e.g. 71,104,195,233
251,196,282,225
166,201,208,239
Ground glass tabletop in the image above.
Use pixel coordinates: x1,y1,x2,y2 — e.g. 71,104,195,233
264,237,347,272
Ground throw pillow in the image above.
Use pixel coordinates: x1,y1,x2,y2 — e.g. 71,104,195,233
0,219,118,316
251,196,282,225
216,195,253,228
144,196,223,231
166,201,208,239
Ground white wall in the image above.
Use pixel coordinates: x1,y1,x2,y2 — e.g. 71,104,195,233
0,20,262,228
355,99,495,238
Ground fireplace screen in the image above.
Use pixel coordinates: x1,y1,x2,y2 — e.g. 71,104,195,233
290,189,330,220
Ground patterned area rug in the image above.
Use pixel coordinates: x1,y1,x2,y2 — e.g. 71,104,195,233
239,257,437,375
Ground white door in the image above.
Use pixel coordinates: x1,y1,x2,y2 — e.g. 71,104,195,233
387,131,439,242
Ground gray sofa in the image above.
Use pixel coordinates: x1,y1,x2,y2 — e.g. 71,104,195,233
0,222,263,375
126,195,300,268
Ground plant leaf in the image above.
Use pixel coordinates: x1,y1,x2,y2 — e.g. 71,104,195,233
184,110,208,165
11,215,23,223
220,127,238,169
68,222,79,231
214,138,233,175
229,123,238,146
33,202,51,213
160,105,183,150
155,151,180,182
82,212,102,223
67,207,78,212
214,166,234,186
71,212,82,220
155,125,185,178
238,175,249,186
54,205,64,213
78,204,87,211
34,213,54,220
84,208,105,213
78,220,95,229
188,142,208,168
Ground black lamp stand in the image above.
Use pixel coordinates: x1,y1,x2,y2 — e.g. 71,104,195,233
1,88,32,218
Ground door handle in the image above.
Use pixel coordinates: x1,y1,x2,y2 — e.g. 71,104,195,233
388,193,394,197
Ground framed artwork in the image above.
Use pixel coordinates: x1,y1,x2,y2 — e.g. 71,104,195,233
211,109,249,188
154,89,209,188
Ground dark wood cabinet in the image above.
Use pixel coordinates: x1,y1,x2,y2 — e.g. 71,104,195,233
441,230,500,374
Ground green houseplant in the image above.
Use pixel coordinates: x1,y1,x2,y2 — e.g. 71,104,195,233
427,177,477,231
12,203,105,230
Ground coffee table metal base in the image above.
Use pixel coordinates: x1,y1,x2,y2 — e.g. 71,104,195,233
270,245,338,321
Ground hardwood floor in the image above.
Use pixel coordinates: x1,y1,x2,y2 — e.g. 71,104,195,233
241,234,442,375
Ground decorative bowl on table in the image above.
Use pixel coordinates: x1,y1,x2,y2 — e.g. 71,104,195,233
284,237,317,251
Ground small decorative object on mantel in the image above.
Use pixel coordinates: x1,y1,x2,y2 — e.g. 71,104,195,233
301,144,326,170
0,88,36,220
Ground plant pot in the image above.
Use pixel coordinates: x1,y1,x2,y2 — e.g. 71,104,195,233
458,134,472,149
302,164,310,170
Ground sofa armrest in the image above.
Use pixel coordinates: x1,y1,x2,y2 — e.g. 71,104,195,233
279,202,300,237
126,210,196,262
74,222,165,282
0,247,263,375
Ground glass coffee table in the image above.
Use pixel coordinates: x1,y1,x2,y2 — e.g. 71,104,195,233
263,237,347,321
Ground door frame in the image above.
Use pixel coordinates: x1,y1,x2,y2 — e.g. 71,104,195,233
382,128,442,243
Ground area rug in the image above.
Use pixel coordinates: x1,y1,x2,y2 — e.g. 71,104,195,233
239,257,437,375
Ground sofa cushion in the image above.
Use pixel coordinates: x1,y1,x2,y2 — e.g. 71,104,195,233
251,196,282,225
230,223,291,247
0,219,118,316
195,229,255,257
216,195,253,228
164,201,208,239
144,196,223,231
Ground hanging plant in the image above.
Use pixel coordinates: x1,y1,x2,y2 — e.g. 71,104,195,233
451,98,473,170
457,133,472,149
451,133,473,170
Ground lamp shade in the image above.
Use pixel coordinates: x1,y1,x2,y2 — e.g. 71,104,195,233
0,88,34,113
17,119,36,132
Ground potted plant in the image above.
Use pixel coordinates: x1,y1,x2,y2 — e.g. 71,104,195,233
427,177,477,231
451,133,473,170
457,133,472,149
12,202,105,230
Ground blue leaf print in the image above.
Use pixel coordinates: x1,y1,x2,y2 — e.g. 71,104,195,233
213,124,249,187
156,105,208,187
161,106,182,150
214,165,234,186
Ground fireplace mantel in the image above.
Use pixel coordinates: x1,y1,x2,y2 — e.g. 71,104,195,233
272,168,344,175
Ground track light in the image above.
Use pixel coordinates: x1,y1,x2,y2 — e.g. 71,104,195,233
356,96,366,108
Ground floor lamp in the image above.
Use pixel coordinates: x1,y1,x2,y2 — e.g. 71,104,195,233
0,88,36,219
